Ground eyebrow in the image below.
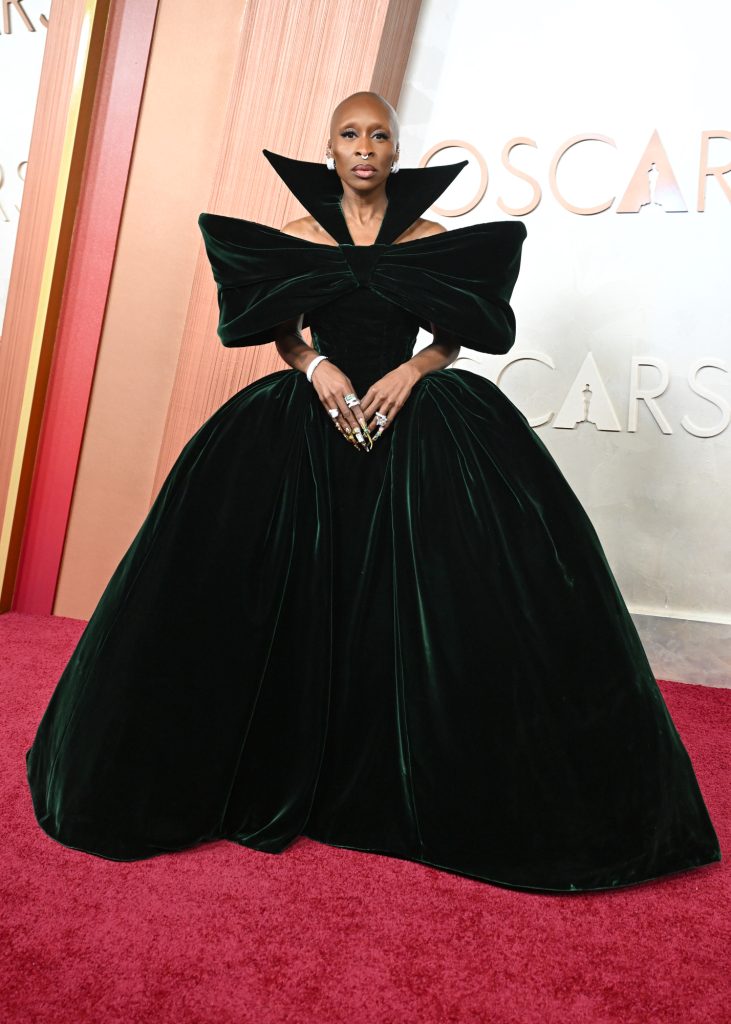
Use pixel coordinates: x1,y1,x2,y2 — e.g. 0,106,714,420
337,122,390,131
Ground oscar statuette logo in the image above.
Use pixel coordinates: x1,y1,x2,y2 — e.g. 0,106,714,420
495,353,729,438
421,133,730,440
421,130,731,216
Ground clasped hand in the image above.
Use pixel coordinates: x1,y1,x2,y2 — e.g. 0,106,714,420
310,359,420,451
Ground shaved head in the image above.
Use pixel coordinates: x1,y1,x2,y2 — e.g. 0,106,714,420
329,91,400,146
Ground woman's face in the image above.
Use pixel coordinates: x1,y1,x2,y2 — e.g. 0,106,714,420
328,100,399,190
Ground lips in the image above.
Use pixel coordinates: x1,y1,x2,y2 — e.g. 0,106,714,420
353,164,376,178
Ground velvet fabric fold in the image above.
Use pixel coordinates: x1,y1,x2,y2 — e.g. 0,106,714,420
25,150,721,892
198,216,525,354
25,354,721,889
197,147,525,353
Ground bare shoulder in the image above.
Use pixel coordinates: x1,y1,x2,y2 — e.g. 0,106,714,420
279,216,316,240
417,218,448,237
396,217,448,244
279,215,337,245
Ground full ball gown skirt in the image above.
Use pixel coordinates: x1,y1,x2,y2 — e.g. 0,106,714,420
25,287,721,892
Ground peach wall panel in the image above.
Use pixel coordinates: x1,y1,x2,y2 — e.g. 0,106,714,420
154,0,422,494
53,0,244,618
53,0,422,618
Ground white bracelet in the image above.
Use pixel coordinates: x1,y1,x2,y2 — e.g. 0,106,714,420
306,354,329,382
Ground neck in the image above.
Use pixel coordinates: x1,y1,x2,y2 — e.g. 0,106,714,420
339,183,388,227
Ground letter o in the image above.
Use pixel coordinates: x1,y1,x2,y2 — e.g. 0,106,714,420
419,140,488,217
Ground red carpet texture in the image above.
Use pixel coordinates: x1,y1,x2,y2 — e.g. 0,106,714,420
1,611,728,1024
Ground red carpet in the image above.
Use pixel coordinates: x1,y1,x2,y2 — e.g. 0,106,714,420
2,611,728,1023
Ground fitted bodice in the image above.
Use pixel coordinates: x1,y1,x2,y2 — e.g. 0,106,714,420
308,287,422,394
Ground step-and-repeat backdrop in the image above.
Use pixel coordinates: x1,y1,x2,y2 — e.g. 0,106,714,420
400,0,730,624
0,1,50,330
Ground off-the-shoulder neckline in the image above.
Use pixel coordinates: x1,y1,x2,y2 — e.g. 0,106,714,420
261,149,471,245
199,213,526,250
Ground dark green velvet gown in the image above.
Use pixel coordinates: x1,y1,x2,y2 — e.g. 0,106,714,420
25,150,721,893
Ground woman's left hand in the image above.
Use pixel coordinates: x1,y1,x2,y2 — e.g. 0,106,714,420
359,363,421,441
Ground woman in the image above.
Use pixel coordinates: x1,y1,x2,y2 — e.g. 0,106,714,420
26,92,721,893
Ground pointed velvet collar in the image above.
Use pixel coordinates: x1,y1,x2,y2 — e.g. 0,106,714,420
262,148,468,247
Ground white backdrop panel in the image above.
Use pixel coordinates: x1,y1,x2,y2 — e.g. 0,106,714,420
0,1,50,329
399,0,731,623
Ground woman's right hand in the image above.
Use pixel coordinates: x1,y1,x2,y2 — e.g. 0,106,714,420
308,357,372,451
270,315,371,451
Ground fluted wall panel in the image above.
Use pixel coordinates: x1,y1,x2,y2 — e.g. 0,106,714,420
153,0,422,493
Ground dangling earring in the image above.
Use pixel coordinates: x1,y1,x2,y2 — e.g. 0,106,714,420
390,156,400,174
325,153,335,171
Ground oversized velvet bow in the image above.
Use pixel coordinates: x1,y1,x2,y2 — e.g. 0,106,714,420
198,149,527,353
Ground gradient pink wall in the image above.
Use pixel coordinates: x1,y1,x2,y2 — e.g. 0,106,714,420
6,0,422,619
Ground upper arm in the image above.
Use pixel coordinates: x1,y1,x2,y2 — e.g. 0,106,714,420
424,223,454,345
429,320,461,352
272,313,304,343
272,222,312,340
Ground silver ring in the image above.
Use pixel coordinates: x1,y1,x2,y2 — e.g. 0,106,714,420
375,410,388,426
328,408,339,418
344,394,361,409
